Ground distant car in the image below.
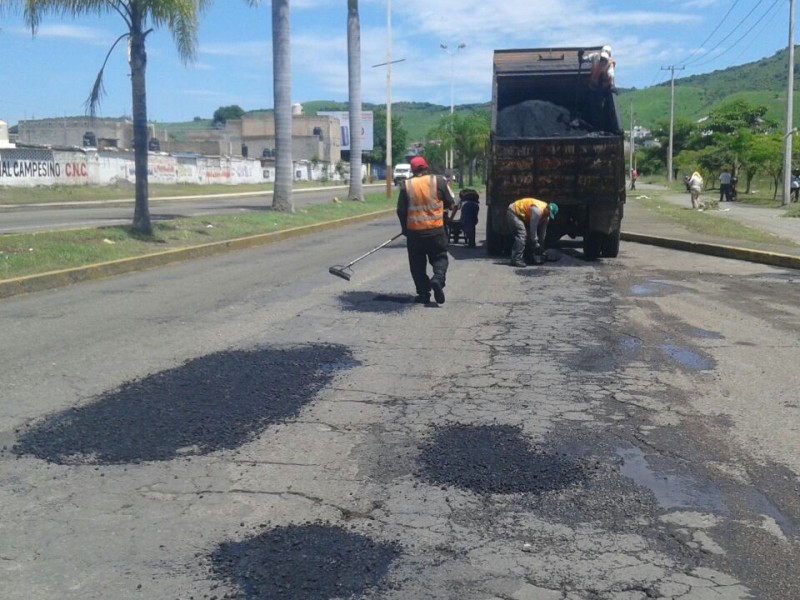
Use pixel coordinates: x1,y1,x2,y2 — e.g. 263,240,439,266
393,163,412,186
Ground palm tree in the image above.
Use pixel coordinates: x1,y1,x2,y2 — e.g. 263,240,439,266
346,0,362,201
14,0,260,234
271,0,293,212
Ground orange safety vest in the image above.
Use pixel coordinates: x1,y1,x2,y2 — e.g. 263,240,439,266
510,198,549,223
404,175,444,232
589,58,614,90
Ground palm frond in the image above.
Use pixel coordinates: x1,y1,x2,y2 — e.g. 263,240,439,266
85,31,129,118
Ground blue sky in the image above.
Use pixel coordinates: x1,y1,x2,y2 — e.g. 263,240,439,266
0,0,793,127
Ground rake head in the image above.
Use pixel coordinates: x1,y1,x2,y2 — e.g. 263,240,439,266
328,265,352,281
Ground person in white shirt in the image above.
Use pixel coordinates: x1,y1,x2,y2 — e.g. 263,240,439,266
719,167,733,202
688,171,704,210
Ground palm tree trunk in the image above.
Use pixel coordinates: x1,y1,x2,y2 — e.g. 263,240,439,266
346,0,363,201
129,13,151,234
272,0,293,212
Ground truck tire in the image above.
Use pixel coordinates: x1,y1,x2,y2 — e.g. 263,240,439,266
486,209,504,255
583,231,603,260
601,229,621,258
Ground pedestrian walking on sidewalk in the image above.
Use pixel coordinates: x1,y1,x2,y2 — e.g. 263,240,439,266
630,168,638,190
688,171,704,210
791,170,800,203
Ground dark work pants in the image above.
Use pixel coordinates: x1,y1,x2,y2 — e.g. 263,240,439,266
406,233,449,297
719,183,732,202
460,202,479,246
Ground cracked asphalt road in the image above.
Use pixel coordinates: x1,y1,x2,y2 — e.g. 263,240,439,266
1,217,799,599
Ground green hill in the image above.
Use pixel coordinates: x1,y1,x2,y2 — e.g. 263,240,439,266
159,47,797,143
618,47,799,131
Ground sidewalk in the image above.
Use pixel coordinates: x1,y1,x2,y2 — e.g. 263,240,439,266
622,183,800,268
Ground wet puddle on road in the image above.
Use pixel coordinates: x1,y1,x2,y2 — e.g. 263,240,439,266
686,327,725,340
617,446,726,512
659,344,715,371
630,280,687,297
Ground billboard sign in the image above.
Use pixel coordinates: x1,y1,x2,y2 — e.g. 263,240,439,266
318,111,374,152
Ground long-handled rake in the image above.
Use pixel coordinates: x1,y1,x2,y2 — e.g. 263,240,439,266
328,232,403,281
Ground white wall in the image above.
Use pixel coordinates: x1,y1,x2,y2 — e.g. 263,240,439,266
0,146,365,188
0,148,272,188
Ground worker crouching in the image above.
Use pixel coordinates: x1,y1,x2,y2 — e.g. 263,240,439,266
506,198,558,267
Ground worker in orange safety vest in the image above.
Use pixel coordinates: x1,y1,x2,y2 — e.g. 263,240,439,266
506,197,558,267
396,156,456,304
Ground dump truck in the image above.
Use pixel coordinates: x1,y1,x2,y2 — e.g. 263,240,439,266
485,46,625,260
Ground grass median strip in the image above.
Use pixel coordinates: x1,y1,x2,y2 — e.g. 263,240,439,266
0,193,395,280
630,193,800,248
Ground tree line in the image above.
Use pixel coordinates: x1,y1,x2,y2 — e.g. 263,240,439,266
636,99,798,199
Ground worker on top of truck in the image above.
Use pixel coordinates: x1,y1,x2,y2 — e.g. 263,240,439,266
579,45,618,133
506,198,558,267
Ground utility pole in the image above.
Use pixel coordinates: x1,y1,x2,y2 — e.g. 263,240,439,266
782,0,796,206
629,100,635,177
661,65,684,183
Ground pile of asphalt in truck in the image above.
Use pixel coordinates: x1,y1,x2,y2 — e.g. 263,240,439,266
496,99,597,138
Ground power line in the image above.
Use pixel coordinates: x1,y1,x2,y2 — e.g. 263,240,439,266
726,0,783,65
683,0,767,68
674,0,741,66
689,0,781,69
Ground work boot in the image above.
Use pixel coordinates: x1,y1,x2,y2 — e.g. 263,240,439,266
510,260,526,268
414,293,430,304
430,280,445,304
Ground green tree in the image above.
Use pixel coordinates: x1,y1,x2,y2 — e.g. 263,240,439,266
705,99,775,135
271,0,292,212
457,110,489,186
426,111,489,186
213,104,245,125
370,110,408,170
12,0,260,234
345,0,362,200
650,116,697,174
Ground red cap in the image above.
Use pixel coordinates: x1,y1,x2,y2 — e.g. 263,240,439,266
410,157,428,172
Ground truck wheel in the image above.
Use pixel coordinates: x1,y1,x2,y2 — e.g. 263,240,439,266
601,229,621,258
583,232,602,260
486,209,504,255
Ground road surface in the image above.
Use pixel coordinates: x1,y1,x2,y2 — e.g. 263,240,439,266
1,218,799,599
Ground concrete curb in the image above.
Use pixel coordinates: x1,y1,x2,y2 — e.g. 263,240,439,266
0,208,395,299
3,216,798,300
622,231,800,270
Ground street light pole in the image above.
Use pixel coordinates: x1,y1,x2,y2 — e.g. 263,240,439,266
386,0,392,200
372,2,405,199
440,42,465,173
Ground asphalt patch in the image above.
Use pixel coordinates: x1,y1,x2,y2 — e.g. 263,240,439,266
209,523,402,599
13,344,356,465
339,291,414,313
418,423,585,494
